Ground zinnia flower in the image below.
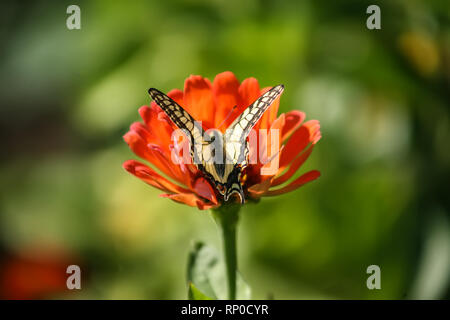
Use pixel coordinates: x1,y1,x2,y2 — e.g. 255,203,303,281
123,71,321,210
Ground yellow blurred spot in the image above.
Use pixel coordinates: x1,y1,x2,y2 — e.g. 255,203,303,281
398,31,440,77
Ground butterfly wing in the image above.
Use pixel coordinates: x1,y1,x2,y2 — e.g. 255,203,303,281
224,84,284,163
148,88,204,164
225,84,284,141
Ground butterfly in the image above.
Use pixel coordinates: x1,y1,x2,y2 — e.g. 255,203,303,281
148,84,284,204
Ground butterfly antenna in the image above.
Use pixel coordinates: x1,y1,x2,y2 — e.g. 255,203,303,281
218,105,237,129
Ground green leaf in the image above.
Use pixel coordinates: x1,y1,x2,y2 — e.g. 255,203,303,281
187,241,251,300
188,282,214,300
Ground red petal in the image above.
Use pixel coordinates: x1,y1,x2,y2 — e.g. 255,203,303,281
160,193,216,210
167,88,184,104
265,170,321,196
147,143,188,184
279,125,312,169
193,177,218,205
212,71,241,128
183,75,215,129
269,113,285,143
247,177,273,198
238,77,260,107
123,131,153,162
138,106,174,153
123,160,189,194
123,131,183,183
281,111,305,142
229,77,262,131
258,86,281,129
258,114,285,173
303,120,322,144
129,122,150,141
272,145,314,186
138,105,154,127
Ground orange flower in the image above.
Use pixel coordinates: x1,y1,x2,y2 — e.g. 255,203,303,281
123,71,321,210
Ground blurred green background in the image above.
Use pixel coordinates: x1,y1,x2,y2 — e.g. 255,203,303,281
0,0,449,299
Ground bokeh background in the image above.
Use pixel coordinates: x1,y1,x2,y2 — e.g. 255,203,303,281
0,0,449,299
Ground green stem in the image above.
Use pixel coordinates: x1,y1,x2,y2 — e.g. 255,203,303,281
212,203,240,300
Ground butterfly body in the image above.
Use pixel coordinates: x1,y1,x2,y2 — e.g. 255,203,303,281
192,128,246,202
148,84,284,204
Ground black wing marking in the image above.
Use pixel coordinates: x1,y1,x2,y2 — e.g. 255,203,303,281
148,88,204,164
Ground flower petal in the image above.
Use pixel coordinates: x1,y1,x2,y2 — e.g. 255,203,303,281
138,105,154,127
123,131,181,182
160,193,216,210
138,106,174,153
281,110,305,142
129,122,151,141
238,77,260,107
147,143,188,184
183,75,215,129
265,170,321,196
279,120,321,169
167,88,184,104
193,177,218,205
247,177,273,198
304,119,322,144
258,86,281,130
212,71,241,128
272,145,314,186
227,77,262,130
258,114,285,174
123,130,154,162
122,160,190,194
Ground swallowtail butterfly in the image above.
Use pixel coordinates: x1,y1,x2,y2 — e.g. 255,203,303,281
148,84,284,204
